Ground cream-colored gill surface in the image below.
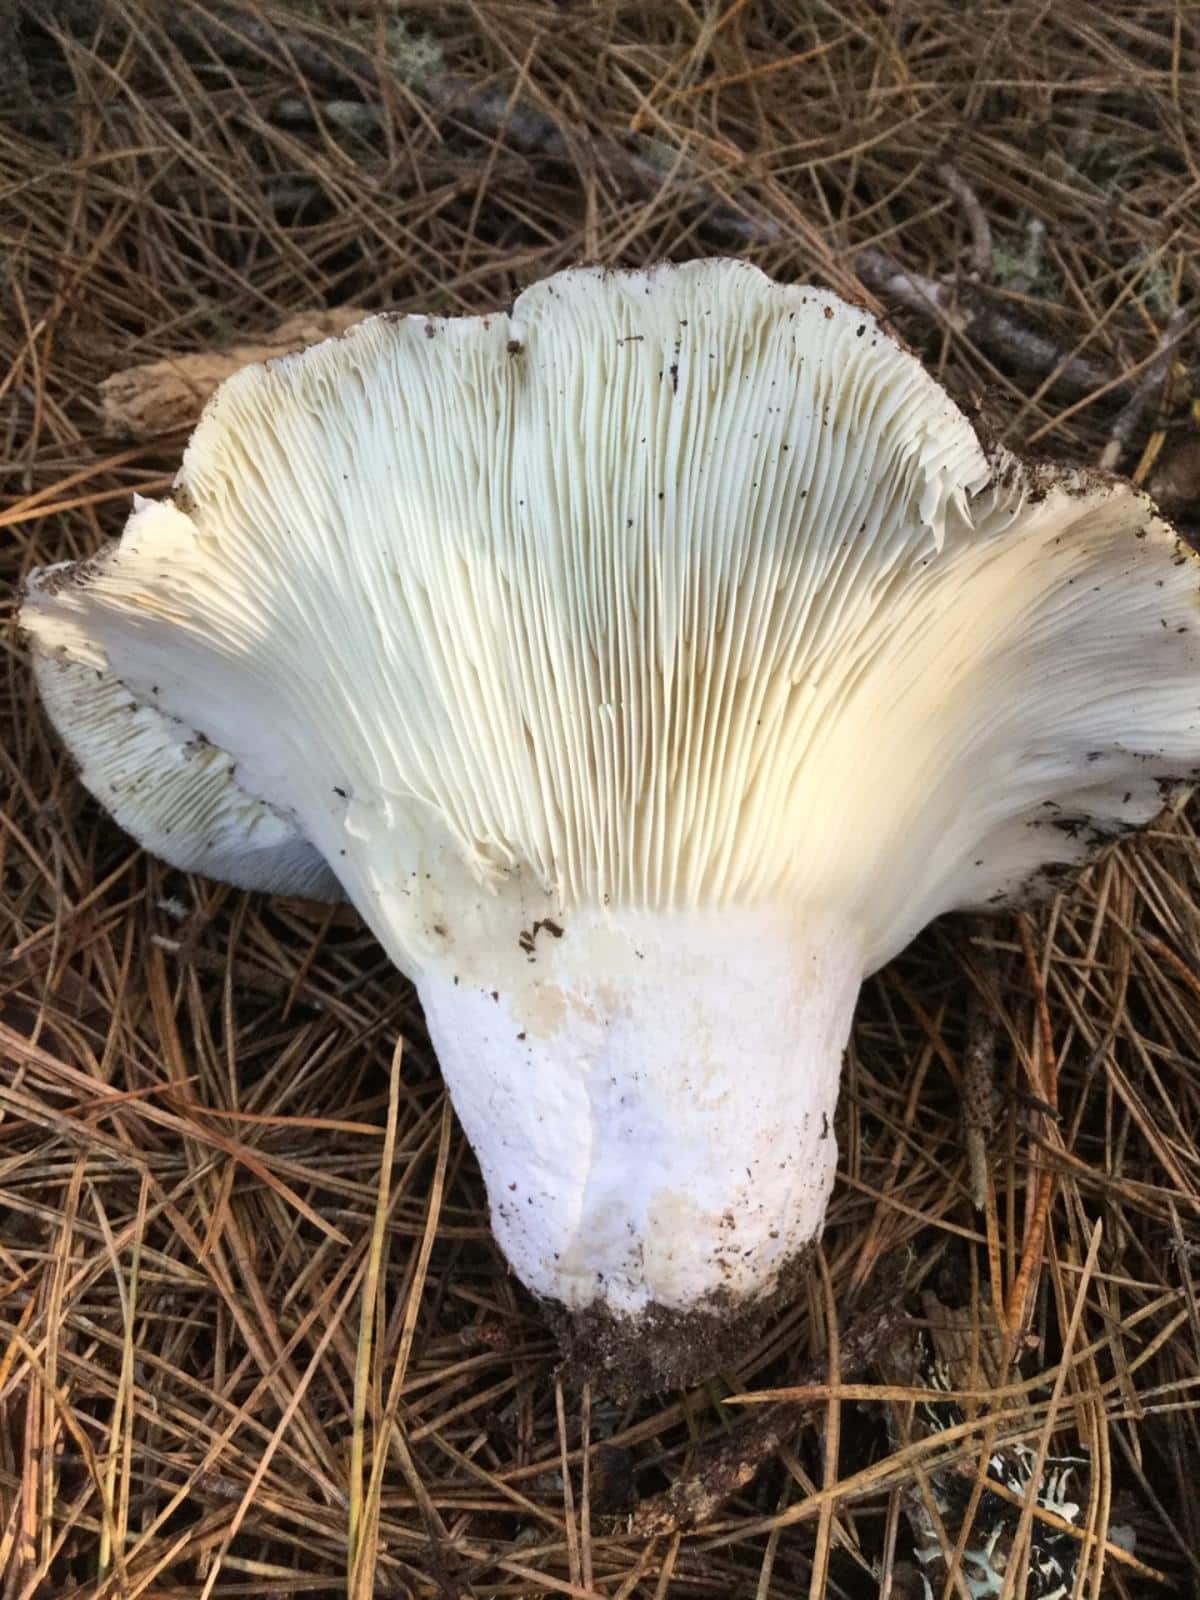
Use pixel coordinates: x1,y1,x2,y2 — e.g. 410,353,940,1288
32,648,340,898
497,265,987,911
20,261,1199,975
823,474,1200,971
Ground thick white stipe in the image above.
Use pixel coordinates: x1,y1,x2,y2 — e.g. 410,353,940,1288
420,904,861,1313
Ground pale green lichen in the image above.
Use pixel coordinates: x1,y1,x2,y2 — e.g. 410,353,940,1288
377,19,444,86
1130,245,1179,321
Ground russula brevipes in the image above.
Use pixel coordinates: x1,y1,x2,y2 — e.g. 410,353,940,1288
22,260,1200,1389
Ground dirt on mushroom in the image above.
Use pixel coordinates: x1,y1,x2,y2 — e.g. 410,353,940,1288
549,1242,818,1402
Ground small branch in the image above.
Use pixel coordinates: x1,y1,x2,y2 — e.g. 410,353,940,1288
628,1303,907,1537
853,249,1116,396
99,309,366,436
940,164,993,280
1099,307,1190,472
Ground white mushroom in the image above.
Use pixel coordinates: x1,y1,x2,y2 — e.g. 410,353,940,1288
22,260,1200,1386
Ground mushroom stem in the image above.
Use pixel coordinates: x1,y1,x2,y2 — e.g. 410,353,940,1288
417,904,863,1319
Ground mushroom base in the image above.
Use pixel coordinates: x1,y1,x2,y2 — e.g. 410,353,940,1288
418,903,863,1318
546,1240,816,1400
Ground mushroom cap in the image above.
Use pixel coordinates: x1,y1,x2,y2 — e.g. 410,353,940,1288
22,259,1200,976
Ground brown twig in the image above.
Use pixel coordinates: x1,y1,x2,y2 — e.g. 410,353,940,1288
1005,918,1059,1339
1099,307,1190,471
852,249,1117,396
99,309,366,437
963,927,1001,1212
940,164,993,280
